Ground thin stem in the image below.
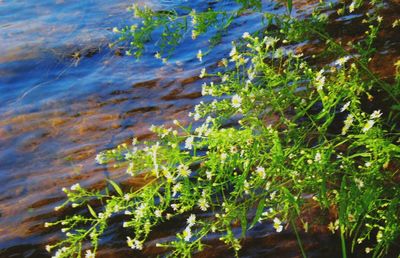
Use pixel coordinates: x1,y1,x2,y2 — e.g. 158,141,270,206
290,216,307,258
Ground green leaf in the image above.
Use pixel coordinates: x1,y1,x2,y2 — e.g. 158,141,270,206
107,179,123,196
87,204,97,218
287,0,293,15
250,198,265,229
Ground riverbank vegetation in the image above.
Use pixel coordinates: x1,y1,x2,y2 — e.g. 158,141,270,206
46,1,400,257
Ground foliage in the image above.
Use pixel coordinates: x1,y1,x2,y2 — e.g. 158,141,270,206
47,1,400,258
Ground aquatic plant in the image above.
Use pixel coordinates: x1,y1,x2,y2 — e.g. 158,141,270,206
46,1,400,257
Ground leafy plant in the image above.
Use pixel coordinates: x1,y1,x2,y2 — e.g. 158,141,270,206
46,1,400,258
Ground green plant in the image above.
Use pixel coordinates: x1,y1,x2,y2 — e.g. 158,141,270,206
46,1,400,258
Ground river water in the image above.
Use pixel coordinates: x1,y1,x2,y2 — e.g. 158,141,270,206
1,0,398,257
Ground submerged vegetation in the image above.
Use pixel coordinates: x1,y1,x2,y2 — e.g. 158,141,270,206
46,0,400,257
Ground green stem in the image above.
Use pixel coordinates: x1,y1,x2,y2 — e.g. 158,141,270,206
340,224,347,258
290,216,307,258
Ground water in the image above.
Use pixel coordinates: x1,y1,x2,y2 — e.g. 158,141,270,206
0,0,282,256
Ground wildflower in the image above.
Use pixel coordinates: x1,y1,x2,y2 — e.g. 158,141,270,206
85,250,95,258
172,183,182,197
221,74,229,82
328,221,338,233
365,247,372,254
244,180,250,194
231,94,242,108
370,110,382,119
221,58,228,67
256,166,266,179
264,36,279,49
197,50,203,62
135,203,146,218
178,164,191,177
340,101,350,112
342,114,354,135
314,152,322,163
376,231,383,242
127,237,143,250
220,152,227,162
183,226,192,241
187,214,196,227
205,170,212,180
185,136,194,150
349,1,356,13
124,194,131,201
199,68,206,78
198,197,210,211
155,209,162,218
273,217,283,232
45,245,51,252
335,56,350,67
315,70,325,91
70,183,80,191
377,16,383,23
362,119,375,133
229,45,237,58
154,52,161,59
242,32,250,39
193,113,201,121
112,27,120,33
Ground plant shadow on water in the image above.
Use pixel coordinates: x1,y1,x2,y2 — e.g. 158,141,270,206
0,0,400,258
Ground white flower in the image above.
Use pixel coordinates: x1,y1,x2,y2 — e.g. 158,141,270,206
172,183,182,197
340,101,351,112
127,237,143,250
220,152,227,162
124,194,131,201
199,68,206,78
314,152,322,163
205,170,212,180
198,197,210,211
187,214,196,227
370,110,382,119
221,74,229,82
362,119,375,133
335,56,350,67
185,136,194,150
194,113,201,121
256,166,266,179
231,94,242,108
135,203,146,218
315,70,326,91
342,114,354,135
349,1,356,13
45,245,51,253
70,183,80,191
197,50,203,62
183,226,192,241
273,217,283,232
229,45,237,57
365,247,372,254
242,32,250,39
85,250,95,258
178,164,191,177
155,209,162,218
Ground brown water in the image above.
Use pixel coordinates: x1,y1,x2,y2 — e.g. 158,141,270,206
0,0,399,257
